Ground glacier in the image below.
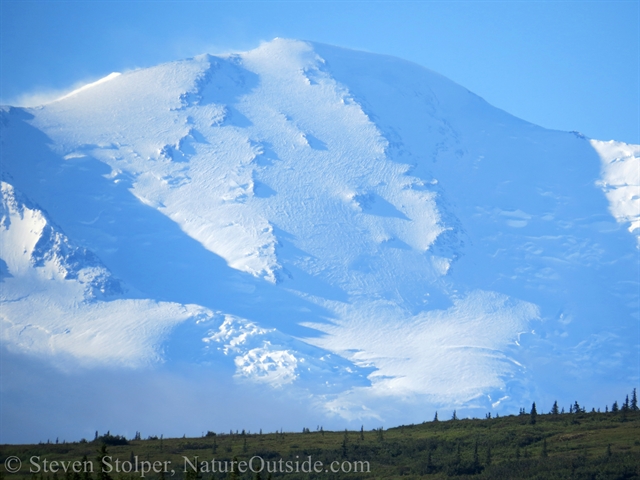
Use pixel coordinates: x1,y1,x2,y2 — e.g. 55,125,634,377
0,38,638,443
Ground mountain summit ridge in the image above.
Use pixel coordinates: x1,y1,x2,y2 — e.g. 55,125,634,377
1,38,638,442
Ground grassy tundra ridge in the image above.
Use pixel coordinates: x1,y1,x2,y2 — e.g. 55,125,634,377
1,392,640,479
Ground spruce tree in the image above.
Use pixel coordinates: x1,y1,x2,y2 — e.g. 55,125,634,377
96,445,112,480
426,450,433,474
530,402,537,425
551,400,559,415
612,401,619,412
454,442,461,468
473,441,480,472
341,433,348,458
631,388,638,411
229,457,240,480
451,410,458,421
433,411,438,422
485,446,492,466
80,455,92,480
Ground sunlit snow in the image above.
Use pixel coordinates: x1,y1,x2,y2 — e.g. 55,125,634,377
1,39,637,443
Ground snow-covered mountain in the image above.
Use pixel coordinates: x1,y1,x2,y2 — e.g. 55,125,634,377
1,39,638,443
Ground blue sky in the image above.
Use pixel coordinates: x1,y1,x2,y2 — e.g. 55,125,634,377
1,0,638,144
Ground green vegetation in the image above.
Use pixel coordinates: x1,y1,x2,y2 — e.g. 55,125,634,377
2,392,640,479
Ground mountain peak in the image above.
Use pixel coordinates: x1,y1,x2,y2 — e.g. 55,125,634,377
1,41,638,441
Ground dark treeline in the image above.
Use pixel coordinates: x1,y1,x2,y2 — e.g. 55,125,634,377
1,388,639,479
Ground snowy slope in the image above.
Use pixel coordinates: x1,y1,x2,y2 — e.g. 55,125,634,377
0,179,210,366
1,39,638,442
592,139,640,243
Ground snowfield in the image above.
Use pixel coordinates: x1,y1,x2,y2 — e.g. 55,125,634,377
1,39,638,443
592,139,640,243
